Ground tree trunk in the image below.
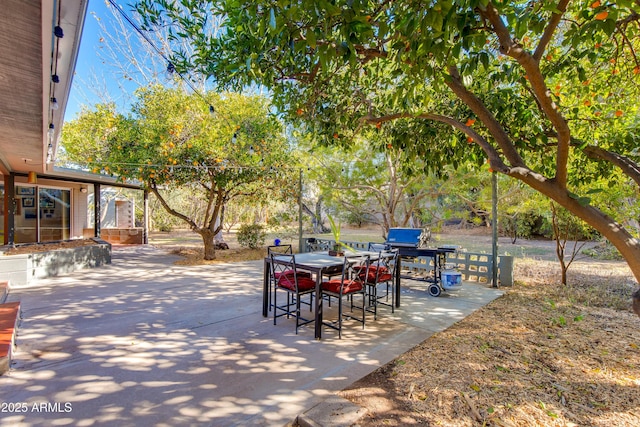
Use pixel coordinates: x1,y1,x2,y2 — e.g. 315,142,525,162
198,229,217,260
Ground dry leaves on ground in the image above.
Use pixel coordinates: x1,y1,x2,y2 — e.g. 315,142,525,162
167,246,267,265
2,239,98,255
340,259,640,427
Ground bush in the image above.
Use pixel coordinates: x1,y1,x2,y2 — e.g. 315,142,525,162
237,223,266,249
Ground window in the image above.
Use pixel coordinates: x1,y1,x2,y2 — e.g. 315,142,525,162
13,186,70,243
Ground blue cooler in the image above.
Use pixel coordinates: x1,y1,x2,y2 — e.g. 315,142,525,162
441,270,462,290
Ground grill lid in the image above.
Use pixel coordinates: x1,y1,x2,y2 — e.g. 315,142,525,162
385,228,429,248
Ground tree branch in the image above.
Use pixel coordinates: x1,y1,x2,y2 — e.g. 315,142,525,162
479,1,571,188
583,145,640,188
533,0,571,61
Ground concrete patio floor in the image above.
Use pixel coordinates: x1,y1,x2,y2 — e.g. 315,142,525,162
0,245,503,426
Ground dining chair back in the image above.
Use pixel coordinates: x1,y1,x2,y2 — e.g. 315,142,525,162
271,253,316,334
320,255,370,338
268,244,293,255
266,244,310,311
360,249,398,319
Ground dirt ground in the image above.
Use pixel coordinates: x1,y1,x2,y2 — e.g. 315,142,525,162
2,238,98,255
339,258,639,427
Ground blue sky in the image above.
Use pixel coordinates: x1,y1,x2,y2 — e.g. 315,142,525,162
64,0,159,122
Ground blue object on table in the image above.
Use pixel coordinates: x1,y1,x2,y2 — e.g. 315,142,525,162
274,238,281,246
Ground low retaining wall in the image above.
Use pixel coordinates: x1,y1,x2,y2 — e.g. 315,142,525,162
84,228,144,244
0,239,111,288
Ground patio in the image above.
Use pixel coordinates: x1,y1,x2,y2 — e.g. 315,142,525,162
0,245,503,426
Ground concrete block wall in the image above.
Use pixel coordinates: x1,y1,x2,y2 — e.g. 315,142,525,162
0,240,111,287
83,228,143,244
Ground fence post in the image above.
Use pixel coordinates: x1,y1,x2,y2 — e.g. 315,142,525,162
499,255,514,286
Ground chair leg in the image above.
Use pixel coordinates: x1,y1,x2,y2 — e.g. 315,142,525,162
338,296,343,339
361,291,366,329
295,295,301,334
273,286,278,325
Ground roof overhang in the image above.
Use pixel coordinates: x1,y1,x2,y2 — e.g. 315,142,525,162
0,0,88,176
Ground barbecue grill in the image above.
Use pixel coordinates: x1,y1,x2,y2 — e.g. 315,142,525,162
384,228,457,297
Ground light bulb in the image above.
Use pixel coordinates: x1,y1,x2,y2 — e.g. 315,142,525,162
166,62,176,79
48,123,55,137
54,26,64,38
51,97,59,110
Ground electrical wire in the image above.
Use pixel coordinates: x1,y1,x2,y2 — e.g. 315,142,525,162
106,0,215,113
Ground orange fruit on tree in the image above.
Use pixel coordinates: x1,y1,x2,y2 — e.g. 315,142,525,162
465,119,475,126
615,110,623,117
595,42,601,49
296,108,304,116
595,11,609,20
584,100,591,107
590,0,601,8
634,66,640,75
466,136,474,143
376,122,382,129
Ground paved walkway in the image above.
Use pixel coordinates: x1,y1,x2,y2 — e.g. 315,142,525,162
0,246,503,426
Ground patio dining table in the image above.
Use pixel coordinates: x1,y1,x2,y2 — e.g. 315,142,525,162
262,250,392,339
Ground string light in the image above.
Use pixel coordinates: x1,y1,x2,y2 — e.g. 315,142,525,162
166,62,176,79
54,25,64,38
50,97,59,110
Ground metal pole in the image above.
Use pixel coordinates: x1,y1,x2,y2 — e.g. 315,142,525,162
94,183,101,238
298,169,304,253
491,171,499,288
143,189,149,244
5,174,15,245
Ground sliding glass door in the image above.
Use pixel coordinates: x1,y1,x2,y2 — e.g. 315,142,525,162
14,185,70,243
39,188,70,241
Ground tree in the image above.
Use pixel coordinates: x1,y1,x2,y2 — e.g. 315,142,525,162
311,136,436,238
550,201,592,285
135,1,640,310
62,86,298,259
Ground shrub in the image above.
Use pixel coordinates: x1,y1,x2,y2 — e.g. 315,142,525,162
237,223,266,249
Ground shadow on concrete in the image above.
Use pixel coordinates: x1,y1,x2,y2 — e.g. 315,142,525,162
0,246,503,426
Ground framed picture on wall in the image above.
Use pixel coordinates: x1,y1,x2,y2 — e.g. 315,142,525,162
18,187,35,195
22,197,34,207
24,208,37,219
